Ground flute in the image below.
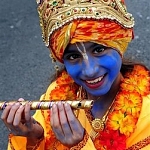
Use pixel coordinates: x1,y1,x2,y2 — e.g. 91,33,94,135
0,100,93,110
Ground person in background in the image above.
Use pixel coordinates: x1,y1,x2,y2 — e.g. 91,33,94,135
1,0,150,149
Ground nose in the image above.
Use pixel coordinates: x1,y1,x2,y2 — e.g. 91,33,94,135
82,60,99,78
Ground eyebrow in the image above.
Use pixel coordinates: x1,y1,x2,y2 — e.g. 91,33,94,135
64,42,103,54
89,42,99,47
64,48,80,54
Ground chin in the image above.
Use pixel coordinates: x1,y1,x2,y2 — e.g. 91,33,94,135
85,87,111,97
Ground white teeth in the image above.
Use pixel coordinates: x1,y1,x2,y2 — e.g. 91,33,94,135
86,76,104,84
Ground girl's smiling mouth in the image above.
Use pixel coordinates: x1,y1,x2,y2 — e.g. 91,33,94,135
84,74,106,89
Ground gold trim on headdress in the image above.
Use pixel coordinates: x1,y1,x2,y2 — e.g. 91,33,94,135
37,0,134,47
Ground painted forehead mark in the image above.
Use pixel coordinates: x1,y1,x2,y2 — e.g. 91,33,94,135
75,42,88,60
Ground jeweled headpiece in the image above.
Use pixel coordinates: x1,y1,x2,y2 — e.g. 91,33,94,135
37,0,134,47
36,0,134,62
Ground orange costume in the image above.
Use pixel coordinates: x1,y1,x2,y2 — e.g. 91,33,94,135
7,0,150,149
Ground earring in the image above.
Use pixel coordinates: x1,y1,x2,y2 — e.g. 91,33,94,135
49,53,59,76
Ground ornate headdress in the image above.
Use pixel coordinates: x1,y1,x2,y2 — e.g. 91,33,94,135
37,0,134,62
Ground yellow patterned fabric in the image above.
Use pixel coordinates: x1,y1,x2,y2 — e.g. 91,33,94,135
50,20,133,62
7,93,150,150
126,94,150,149
7,66,150,150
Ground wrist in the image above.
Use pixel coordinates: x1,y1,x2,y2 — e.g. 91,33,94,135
26,121,44,150
70,130,89,150
27,121,44,140
26,136,44,150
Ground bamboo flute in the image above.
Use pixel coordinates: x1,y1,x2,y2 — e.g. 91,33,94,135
0,100,93,110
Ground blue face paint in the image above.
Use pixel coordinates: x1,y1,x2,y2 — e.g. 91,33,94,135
63,42,122,97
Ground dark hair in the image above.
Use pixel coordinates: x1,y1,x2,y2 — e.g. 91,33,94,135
121,58,149,75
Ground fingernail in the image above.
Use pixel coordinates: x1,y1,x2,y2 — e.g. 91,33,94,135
15,102,21,106
19,105,24,108
18,98,24,102
58,101,62,106
65,102,69,107
8,102,14,106
53,104,56,108
26,103,31,107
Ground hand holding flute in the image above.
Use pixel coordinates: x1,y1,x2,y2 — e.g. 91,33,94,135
1,98,93,147
1,98,44,141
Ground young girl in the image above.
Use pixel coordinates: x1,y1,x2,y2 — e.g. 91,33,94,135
1,0,150,149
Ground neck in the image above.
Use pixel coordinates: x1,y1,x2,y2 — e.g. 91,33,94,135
87,73,122,118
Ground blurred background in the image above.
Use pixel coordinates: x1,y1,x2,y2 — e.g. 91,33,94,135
0,0,150,149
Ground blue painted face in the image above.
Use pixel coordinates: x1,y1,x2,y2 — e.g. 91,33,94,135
63,42,122,96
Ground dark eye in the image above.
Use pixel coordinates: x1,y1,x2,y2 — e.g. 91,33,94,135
93,47,105,54
66,54,80,60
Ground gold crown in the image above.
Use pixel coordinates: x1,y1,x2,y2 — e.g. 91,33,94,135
37,0,134,47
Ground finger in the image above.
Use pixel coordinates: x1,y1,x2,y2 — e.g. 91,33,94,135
2,102,21,132
13,105,25,126
50,108,53,125
11,105,26,135
64,103,83,134
7,103,21,125
1,104,12,122
51,103,64,139
13,103,32,135
17,98,25,102
24,102,32,128
1,104,13,130
57,102,72,136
